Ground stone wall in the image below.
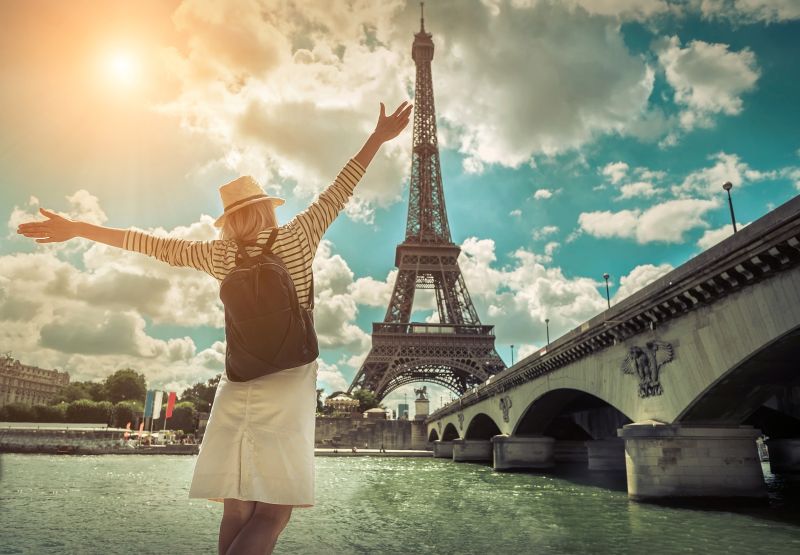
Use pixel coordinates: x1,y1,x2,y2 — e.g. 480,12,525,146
315,417,429,450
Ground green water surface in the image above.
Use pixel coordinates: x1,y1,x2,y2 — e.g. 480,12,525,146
1,454,798,554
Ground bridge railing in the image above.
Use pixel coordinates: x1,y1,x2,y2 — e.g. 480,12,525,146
372,322,495,336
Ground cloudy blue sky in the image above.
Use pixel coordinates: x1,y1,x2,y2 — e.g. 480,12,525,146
1,0,798,414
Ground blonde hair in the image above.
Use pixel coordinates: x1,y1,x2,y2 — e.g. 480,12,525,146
220,201,278,242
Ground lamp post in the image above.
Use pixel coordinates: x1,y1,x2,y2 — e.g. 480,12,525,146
722,182,738,233
545,318,550,346
603,273,611,308
510,344,515,366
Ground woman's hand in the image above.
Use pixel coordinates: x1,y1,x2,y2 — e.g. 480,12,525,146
17,208,80,244
372,101,413,143
354,101,413,169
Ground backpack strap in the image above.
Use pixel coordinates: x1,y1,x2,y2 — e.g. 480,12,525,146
234,239,255,264
262,228,279,254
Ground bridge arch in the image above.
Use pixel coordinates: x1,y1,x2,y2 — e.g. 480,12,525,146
428,428,439,442
464,413,502,440
376,358,490,399
677,325,800,432
441,422,460,441
513,388,632,440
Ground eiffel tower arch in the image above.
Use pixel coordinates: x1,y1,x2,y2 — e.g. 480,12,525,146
348,6,506,401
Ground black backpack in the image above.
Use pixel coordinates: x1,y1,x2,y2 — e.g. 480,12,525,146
219,228,318,382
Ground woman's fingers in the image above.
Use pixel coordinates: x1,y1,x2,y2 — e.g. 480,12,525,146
391,101,409,117
380,102,386,119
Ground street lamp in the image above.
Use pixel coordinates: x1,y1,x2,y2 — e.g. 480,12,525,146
545,318,550,346
603,273,611,309
722,182,738,233
510,344,515,366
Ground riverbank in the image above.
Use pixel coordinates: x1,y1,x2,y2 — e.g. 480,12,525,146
0,444,433,457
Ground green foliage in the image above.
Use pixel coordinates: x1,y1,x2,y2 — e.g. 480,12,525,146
167,402,196,433
113,400,143,428
104,369,147,404
179,374,221,412
50,381,104,404
351,389,383,412
1,402,36,421
65,399,113,423
33,403,66,422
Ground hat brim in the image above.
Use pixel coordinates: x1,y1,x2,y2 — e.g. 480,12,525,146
214,196,285,228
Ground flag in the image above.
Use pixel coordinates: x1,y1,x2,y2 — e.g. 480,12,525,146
166,392,177,418
152,391,164,419
144,389,154,418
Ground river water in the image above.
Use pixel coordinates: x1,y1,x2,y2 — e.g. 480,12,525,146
1,454,798,554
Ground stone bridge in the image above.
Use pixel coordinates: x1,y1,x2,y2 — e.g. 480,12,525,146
426,195,800,501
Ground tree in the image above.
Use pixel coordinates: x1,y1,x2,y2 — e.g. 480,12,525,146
33,403,66,422
66,399,113,423
1,402,36,422
50,380,103,404
113,400,143,428
167,402,197,433
180,374,221,412
351,389,382,412
316,388,324,414
104,369,147,404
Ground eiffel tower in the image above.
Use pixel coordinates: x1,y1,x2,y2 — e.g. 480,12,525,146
348,5,506,400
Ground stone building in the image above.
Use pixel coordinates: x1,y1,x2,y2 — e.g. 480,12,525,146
0,354,70,408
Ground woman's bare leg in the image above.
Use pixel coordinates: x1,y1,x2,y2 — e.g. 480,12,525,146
219,498,256,555
225,502,293,555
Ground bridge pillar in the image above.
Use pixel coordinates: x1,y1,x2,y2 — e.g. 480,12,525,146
433,440,454,458
766,439,800,474
452,439,492,462
586,438,626,471
491,435,554,471
619,423,766,500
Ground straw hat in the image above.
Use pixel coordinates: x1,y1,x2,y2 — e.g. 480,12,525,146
214,175,285,228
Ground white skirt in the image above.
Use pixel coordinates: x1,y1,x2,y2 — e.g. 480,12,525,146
188,359,318,507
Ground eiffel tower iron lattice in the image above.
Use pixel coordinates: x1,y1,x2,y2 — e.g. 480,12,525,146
348,5,506,401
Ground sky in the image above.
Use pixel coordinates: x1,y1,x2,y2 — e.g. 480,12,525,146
1,0,799,416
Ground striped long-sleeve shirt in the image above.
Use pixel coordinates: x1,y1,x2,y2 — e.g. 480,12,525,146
121,158,367,308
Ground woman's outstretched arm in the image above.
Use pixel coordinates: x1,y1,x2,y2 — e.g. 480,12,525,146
292,100,412,254
17,208,221,277
17,209,125,247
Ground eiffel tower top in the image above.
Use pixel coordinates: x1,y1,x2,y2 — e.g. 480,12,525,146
406,2,451,244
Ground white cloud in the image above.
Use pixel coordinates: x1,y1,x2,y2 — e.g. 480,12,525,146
533,188,560,200
613,263,674,302
509,209,522,217
433,0,657,167
674,151,777,197
601,161,630,184
316,359,349,393
697,221,750,249
532,225,559,241
656,36,760,132
694,0,800,22
578,198,719,243
617,181,658,199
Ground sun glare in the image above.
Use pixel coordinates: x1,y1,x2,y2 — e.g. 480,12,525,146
107,51,139,86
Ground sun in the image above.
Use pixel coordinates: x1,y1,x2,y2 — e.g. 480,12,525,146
106,51,139,86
